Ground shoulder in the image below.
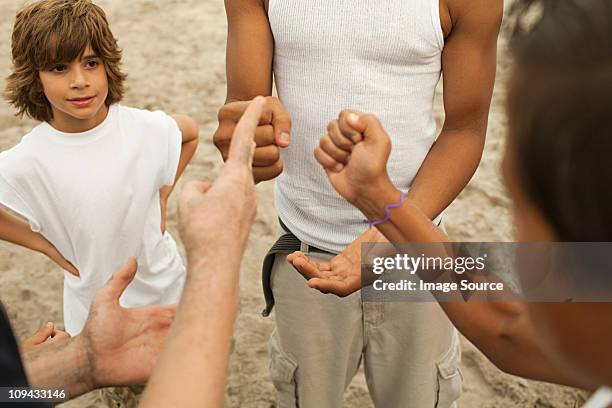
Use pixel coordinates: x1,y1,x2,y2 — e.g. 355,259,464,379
444,0,503,37
0,126,44,167
115,104,175,129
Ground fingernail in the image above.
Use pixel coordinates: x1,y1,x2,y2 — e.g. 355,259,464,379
348,113,359,124
280,132,291,144
47,322,53,328
334,163,344,172
351,134,362,143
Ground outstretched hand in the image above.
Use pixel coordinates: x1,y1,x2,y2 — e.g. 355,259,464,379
287,227,389,297
81,258,175,387
287,251,361,297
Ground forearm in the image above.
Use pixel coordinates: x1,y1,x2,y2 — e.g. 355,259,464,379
440,301,582,387
0,209,47,253
225,0,274,102
407,128,485,220
356,186,578,385
141,253,239,406
22,336,94,398
356,181,449,244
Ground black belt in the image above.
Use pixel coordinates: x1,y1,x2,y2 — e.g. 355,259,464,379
261,218,334,317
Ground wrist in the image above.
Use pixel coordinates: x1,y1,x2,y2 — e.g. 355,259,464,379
73,335,97,390
355,179,402,221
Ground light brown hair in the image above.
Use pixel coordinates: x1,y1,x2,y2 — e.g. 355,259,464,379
5,0,126,122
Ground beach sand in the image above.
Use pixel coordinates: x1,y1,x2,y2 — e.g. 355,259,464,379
0,1,588,406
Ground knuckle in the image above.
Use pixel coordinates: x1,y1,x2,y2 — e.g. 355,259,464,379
270,147,281,162
217,105,231,122
273,159,284,174
339,109,352,118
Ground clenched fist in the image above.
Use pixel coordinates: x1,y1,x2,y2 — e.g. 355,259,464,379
315,110,393,206
214,96,292,183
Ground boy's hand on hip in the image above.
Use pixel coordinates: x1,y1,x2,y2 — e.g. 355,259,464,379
315,111,393,205
41,239,80,277
213,96,292,183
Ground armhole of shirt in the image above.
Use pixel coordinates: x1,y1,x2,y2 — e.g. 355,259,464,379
432,0,446,50
163,115,182,187
0,173,41,232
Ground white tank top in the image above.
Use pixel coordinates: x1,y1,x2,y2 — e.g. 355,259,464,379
270,0,444,253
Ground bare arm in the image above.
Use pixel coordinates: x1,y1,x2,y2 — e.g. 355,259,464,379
22,259,175,399
0,208,79,276
0,208,48,254
159,115,199,233
348,116,580,387
214,0,291,183
141,98,264,407
170,114,200,187
407,0,502,219
22,336,93,398
225,0,274,102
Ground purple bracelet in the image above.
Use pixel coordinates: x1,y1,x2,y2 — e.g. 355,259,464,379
363,191,409,229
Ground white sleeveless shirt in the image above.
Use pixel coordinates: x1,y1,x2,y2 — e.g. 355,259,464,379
270,0,444,253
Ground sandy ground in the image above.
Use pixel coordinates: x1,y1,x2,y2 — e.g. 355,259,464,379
0,1,589,407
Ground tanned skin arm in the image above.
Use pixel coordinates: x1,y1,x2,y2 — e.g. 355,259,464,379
214,0,292,183
407,0,502,220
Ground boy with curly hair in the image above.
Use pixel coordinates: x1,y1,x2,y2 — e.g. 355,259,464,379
0,0,199,335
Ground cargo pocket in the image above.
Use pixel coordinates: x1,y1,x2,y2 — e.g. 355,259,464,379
435,333,463,408
269,331,299,408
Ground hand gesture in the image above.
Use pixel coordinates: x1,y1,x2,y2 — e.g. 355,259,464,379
214,96,292,183
314,111,393,205
41,239,79,277
179,97,265,258
81,258,175,387
287,227,388,297
21,322,70,353
287,251,361,297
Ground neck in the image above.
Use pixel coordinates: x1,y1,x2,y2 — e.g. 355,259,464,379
50,105,109,133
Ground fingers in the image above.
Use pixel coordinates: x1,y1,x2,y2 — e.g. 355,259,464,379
252,145,280,167
253,161,284,183
254,125,275,147
104,257,138,302
217,100,272,126
267,97,292,148
320,134,350,165
64,260,80,278
327,120,354,152
314,147,344,173
51,329,70,341
308,278,352,297
228,96,266,166
31,322,55,344
287,252,322,280
346,113,386,142
338,110,365,143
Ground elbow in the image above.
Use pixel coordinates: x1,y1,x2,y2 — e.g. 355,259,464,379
172,114,200,144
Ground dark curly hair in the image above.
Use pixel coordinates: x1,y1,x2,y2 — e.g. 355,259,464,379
5,0,127,122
